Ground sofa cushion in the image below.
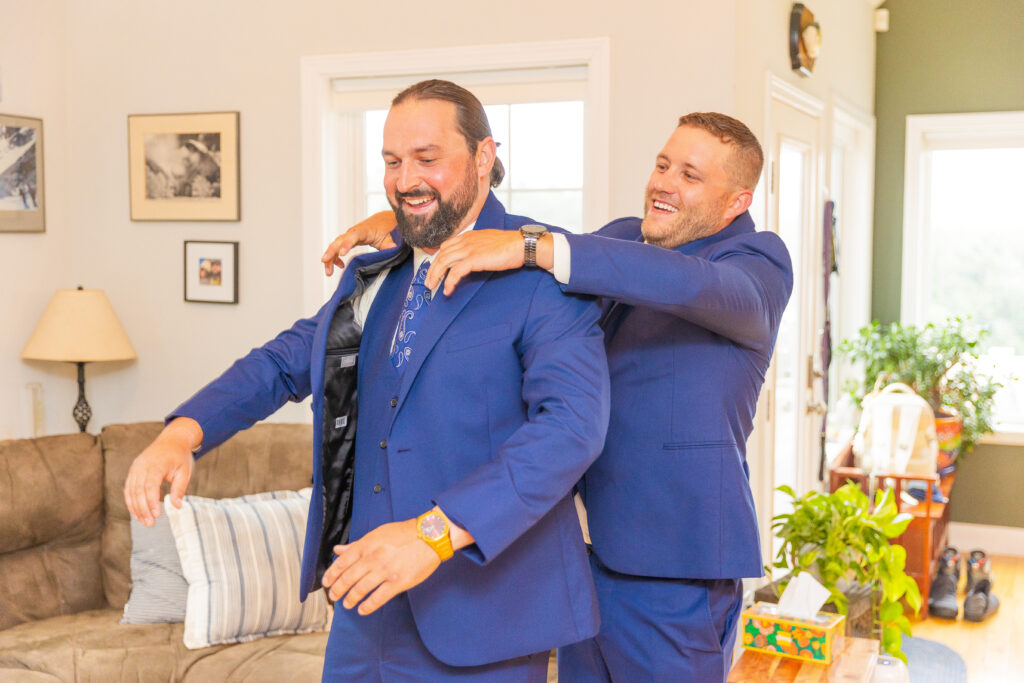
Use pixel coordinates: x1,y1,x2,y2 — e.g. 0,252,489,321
100,422,315,609
166,488,331,648
180,632,329,682
0,433,105,630
0,608,327,682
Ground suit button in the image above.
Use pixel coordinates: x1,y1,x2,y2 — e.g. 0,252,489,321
373,484,382,494
389,397,398,407
379,439,388,449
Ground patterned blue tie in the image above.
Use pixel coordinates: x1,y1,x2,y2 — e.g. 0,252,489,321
390,260,432,371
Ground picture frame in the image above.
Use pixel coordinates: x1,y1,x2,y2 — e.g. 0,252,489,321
128,111,239,221
0,113,45,233
184,240,239,304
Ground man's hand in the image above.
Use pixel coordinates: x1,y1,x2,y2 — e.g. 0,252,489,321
321,518,441,616
425,229,529,295
321,210,398,276
123,417,201,526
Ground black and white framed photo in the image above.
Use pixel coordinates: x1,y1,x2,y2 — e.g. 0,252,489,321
129,112,239,221
184,240,238,304
0,113,45,233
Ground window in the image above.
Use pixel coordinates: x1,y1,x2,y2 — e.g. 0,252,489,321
361,100,584,231
903,112,1024,434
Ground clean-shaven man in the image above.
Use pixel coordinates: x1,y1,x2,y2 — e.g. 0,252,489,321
125,79,609,681
325,113,793,682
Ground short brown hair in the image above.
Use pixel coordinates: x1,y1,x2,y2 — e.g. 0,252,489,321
393,79,505,188
677,112,763,190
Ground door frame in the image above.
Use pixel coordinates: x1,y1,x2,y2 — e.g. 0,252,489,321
750,72,826,570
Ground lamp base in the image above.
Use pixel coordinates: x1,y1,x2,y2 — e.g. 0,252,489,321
73,361,91,433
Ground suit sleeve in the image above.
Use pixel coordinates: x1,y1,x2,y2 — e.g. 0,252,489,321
166,302,328,455
432,280,610,564
563,229,793,354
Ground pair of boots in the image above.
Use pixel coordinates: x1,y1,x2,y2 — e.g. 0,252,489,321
928,547,999,621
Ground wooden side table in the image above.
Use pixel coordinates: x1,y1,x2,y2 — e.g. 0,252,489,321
728,637,879,683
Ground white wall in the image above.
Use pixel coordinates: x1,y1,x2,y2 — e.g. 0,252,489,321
0,0,73,439
1,0,875,438
733,0,876,138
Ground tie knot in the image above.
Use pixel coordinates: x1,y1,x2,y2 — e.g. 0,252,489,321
412,261,431,300
413,260,430,284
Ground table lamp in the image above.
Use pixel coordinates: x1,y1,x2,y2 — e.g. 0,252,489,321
21,286,137,433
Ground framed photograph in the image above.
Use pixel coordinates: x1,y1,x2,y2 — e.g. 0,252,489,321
0,113,45,233
184,240,238,304
129,111,239,221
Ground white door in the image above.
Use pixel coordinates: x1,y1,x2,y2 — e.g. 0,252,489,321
755,81,826,563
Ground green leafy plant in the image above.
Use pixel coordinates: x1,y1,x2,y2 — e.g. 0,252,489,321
839,317,1001,454
771,483,922,662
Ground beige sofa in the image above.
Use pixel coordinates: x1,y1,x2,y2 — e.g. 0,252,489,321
0,422,329,682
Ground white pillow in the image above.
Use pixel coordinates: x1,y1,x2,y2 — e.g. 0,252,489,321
165,488,332,649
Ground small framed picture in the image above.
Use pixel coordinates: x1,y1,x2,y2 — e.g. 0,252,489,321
129,111,239,221
184,240,238,304
0,113,45,233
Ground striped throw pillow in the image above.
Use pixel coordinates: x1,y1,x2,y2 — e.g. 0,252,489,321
165,488,332,649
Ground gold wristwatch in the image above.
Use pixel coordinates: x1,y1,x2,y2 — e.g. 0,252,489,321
416,511,454,561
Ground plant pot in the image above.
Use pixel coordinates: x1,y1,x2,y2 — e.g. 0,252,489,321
935,413,962,475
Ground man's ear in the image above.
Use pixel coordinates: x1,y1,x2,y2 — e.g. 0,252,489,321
476,137,497,181
723,189,753,225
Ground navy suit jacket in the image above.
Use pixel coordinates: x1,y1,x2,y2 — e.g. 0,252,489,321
171,193,610,665
564,211,793,580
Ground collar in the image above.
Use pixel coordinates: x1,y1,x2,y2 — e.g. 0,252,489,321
413,221,476,272
676,210,756,255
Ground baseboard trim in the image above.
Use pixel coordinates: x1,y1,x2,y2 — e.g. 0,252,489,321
948,522,1024,558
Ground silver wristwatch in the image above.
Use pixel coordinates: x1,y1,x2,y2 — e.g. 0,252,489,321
520,224,548,268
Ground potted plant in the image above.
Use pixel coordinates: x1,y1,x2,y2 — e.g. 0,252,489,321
839,317,1001,466
771,483,922,662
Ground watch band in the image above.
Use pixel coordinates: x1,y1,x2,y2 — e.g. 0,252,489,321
523,234,538,267
520,224,547,268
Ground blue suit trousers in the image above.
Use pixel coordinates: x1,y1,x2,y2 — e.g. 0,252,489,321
558,553,743,683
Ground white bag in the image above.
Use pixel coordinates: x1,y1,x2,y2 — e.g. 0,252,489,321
852,383,939,476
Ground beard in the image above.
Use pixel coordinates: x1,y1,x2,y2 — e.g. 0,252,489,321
640,192,729,249
390,165,479,249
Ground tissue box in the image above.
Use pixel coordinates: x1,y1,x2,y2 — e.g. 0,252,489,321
741,602,846,664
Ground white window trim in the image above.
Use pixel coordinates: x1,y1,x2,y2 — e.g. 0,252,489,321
902,111,1024,440
299,39,611,316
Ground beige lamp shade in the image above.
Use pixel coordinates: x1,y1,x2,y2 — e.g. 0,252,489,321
21,288,137,363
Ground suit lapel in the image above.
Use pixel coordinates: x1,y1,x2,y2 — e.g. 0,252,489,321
395,192,504,405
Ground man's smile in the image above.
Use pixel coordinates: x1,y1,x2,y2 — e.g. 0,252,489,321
650,199,679,214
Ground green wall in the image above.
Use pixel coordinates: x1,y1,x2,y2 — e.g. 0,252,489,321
873,0,1024,324
874,0,1024,528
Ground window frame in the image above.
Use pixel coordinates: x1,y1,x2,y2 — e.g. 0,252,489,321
901,111,1024,441
299,39,610,316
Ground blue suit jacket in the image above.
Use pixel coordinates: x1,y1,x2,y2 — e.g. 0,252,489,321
564,212,793,580
170,193,610,666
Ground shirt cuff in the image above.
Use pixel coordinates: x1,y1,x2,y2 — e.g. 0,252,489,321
551,232,571,284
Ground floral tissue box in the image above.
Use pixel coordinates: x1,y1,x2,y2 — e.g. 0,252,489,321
740,602,846,664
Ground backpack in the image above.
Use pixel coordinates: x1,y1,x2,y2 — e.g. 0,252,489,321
852,383,939,476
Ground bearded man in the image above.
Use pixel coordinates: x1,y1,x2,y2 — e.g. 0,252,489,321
325,113,794,681
125,80,609,681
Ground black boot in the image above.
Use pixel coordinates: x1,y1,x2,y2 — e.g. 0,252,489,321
964,577,1000,622
928,546,960,619
965,549,991,594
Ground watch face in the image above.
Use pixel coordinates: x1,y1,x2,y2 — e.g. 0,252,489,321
420,514,446,540
521,224,547,237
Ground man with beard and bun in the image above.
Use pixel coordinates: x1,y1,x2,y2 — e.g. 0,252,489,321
324,113,793,681
124,80,610,681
